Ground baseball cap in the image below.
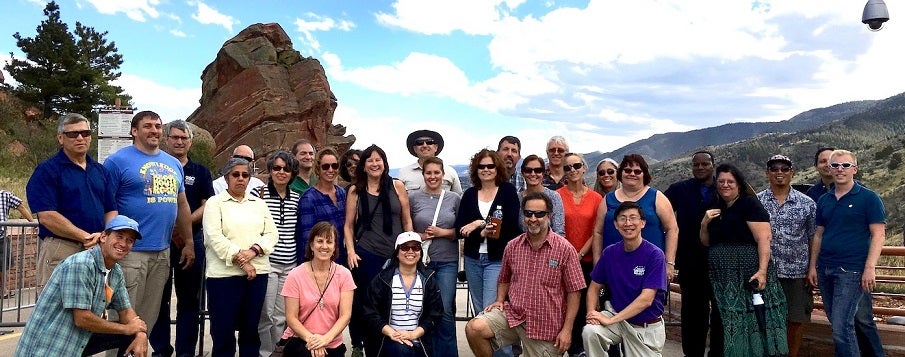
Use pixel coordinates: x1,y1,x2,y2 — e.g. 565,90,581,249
105,215,142,240
395,231,422,249
766,154,792,168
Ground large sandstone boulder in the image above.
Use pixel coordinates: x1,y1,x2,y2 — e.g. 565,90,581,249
187,23,354,167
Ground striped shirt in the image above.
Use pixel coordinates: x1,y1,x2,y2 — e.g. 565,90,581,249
389,270,424,333
252,184,300,265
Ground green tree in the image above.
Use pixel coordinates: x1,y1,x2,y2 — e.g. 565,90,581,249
4,1,130,118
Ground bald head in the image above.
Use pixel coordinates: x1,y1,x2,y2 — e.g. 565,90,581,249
233,145,254,159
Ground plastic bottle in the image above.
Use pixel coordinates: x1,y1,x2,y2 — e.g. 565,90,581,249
487,205,503,239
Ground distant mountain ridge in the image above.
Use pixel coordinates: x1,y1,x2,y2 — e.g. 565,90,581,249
584,100,877,166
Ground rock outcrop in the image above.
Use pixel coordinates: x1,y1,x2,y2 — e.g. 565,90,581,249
187,23,354,167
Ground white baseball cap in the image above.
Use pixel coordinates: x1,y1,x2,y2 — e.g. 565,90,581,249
395,231,422,249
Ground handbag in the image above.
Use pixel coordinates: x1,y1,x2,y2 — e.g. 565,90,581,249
270,264,336,357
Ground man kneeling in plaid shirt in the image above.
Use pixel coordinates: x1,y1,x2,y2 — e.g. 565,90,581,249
465,191,586,356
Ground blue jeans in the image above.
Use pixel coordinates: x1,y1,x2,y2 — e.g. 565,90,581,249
856,293,886,356
464,254,512,357
817,266,883,357
427,260,459,357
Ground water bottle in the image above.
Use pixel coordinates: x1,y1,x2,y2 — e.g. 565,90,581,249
487,205,503,239
751,280,767,332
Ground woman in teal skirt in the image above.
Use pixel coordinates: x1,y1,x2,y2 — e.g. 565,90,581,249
701,164,788,357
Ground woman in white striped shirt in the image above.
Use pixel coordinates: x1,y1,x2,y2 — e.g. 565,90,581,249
254,150,302,356
362,232,444,356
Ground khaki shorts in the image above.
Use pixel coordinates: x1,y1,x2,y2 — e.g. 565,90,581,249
779,277,814,323
475,308,561,356
36,237,84,292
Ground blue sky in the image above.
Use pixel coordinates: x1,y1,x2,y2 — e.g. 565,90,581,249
3,0,903,168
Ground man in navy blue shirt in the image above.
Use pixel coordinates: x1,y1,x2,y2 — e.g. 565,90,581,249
149,120,214,357
807,149,886,356
805,147,884,356
26,113,118,292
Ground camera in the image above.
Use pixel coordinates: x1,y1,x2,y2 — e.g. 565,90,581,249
862,0,890,32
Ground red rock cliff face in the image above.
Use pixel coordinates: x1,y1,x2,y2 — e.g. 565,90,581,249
187,23,354,167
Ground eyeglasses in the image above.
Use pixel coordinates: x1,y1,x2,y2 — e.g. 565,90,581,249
598,169,616,176
547,147,566,154
768,166,791,173
230,172,251,178
232,155,254,162
477,164,496,170
563,163,584,172
345,160,358,168
168,135,190,141
829,162,856,169
623,168,643,175
62,130,92,138
414,139,437,146
271,165,290,173
521,167,544,174
616,216,642,224
523,210,549,218
716,180,736,186
399,244,422,252
320,163,340,171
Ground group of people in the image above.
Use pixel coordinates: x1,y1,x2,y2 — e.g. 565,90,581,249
10,110,888,357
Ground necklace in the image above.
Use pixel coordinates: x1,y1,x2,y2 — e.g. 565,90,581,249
620,187,646,201
310,262,332,310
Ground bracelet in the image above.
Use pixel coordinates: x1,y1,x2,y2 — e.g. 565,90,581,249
666,261,676,266
250,245,263,256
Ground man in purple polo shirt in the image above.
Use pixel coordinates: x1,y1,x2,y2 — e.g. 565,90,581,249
583,201,667,357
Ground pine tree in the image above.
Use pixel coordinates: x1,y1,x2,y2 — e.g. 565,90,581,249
4,1,130,118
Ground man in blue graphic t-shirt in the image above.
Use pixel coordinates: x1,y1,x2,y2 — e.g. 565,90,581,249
103,110,195,340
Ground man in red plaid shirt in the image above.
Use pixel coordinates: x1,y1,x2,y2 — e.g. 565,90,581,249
465,191,586,356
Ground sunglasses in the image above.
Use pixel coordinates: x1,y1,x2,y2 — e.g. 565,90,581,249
563,163,584,172
399,244,422,252
829,162,856,169
345,160,358,168
62,130,92,139
622,168,644,175
768,166,792,173
321,163,340,171
523,210,549,218
598,168,616,176
521,167,544,174
547,147,566,154
477,164,496,170
271,165,291,173
232,155,254,162
414,139,437,146
230,172,251,178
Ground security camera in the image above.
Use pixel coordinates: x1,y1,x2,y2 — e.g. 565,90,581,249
862,0,889,32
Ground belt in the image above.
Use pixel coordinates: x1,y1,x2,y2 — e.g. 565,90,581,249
628,316,662,328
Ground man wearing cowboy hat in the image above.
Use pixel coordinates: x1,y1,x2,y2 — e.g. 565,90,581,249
398,129,463,194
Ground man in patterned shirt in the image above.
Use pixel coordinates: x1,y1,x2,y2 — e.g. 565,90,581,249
15,215,147,356
497,136,525,193
465,191,585,356
1,189,34,297
756,154,816,357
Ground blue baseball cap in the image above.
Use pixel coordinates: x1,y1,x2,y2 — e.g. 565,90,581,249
105,215,142,240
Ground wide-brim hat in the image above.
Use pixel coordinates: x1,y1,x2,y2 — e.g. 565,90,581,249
105,215,142,240
406,130,444,157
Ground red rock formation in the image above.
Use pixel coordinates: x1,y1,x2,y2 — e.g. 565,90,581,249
187,23,354,167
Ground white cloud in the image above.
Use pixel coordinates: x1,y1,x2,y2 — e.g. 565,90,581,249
293,13,355,54
114,74,200,122
190,1,238,32
84,0,161,22
169,29,187,37
376,0,523,35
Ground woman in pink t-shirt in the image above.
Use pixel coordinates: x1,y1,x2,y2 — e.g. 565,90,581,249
280,222,356,357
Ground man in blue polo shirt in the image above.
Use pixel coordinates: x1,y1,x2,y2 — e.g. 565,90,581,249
104,110,195,342
807,149,886,356
26,113,118,292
